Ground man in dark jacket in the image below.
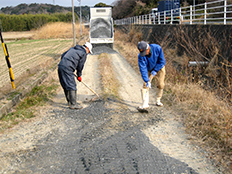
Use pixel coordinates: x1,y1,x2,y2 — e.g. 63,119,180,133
58,42,93,109
137,41,166,111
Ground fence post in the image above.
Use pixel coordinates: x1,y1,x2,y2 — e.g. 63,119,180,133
190,5,193,24
164,11,166,24
179,8,182,24
224,0,227,24
171,9,173,24
204,2,207,24
158,12,161,24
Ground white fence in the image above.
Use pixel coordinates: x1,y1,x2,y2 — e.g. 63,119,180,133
114,0,232,25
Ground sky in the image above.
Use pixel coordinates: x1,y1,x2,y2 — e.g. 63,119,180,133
0,0,117,9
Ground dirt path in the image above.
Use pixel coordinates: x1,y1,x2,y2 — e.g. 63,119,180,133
108,52,220,173
0,48,222,173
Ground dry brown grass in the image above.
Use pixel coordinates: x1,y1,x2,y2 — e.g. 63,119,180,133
114,30,140,71
98,53,120,100
32,22,89,40
114,28,232,172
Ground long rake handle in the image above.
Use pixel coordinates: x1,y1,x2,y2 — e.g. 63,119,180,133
81,81,100,98
74,74,100,98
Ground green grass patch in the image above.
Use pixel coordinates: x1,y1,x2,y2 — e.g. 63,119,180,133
0,82,59,132
7,91,21,100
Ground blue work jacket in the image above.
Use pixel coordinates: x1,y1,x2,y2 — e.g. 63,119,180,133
138,44,166,83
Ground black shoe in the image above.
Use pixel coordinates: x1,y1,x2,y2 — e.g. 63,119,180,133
69,90,83,110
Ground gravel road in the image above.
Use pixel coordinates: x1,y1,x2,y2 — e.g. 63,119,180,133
0,46,222,173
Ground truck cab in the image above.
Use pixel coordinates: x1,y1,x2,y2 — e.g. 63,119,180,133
157,0,180,24
149,8,158,24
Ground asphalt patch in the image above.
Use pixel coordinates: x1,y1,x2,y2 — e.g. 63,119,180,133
5,101,198,173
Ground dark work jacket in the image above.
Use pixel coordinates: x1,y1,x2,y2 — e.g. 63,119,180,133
58,45,87,77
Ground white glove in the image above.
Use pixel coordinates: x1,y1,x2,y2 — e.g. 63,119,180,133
151,70,157,76
146,82,151,88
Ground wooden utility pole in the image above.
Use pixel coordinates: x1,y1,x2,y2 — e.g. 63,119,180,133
72,0,76,46
78,0,82,36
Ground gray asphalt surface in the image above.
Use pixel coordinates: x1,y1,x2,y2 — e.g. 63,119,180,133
4,100,197,174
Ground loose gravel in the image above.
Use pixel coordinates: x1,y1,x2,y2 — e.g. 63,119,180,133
90,18,113,38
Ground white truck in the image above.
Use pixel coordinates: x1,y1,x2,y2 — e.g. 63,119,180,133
89,7,114,48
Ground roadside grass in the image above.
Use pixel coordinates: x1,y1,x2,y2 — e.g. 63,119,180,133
7,91,21,101
98,53,120,101
114,29,232,172
0,82,58,132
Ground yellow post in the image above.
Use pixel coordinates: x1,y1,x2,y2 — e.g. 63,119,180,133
0,28,15,89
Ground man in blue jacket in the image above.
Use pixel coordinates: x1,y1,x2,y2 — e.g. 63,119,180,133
58,42,93,109
137,41,166,111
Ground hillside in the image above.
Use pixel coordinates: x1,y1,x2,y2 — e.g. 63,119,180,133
0,3,90,18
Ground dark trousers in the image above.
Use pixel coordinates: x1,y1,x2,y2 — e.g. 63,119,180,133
58,65,76,91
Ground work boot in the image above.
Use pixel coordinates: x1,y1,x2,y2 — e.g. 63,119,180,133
137,88,149,112
64,90,70,106
156,88,163,107
69,90,83,110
